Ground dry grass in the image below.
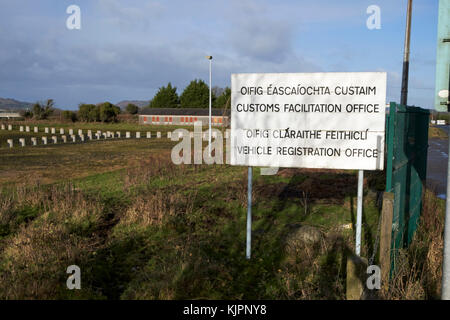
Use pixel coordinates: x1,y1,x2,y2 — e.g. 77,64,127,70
382,189,444,299
0,182,104,299
122,152,181,190
0,221,95,299
119,192,177,227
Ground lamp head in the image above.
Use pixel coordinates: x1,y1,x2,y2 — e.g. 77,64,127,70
206,56,213,60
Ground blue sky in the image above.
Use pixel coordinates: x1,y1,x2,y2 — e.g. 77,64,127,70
0,0,440,109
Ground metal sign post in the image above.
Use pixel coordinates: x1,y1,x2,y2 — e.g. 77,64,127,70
246,166,253,259
356,170,364,256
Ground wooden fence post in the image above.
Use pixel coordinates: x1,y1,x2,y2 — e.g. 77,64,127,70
380,192,394,292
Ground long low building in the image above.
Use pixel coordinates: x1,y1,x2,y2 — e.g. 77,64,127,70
139,108,229,126
0,110,22,119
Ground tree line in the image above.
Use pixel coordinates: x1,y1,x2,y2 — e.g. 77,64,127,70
148,80,231,109
22,100,123,123
20,79,231,123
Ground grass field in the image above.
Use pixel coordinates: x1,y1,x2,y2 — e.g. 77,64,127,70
0,120,445,299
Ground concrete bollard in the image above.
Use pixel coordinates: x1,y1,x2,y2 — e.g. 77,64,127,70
80,134,85,142
60,128,65,135
136,132,141,139
78,129,83,135
19,138,25,147
42,136,48,145
7,139,13,148
52,136,57,144
62,135,67,143
167,132,172,139
95,133,100,140
19,126,24,132
8,125,12,131
51,128,56,134
157,132,161,139
34,127,38,133
71,135,76,142
1,124,5,130
69,129,74,135
103,133,107,139
25,126,30,132
31,137,37,146
116,131,121,138
87,130,92,136
146,132,151,139
126,132,131,139
45,127,49,133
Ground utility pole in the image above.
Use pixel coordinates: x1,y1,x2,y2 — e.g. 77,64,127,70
436,0,450,299
400,0,413,106
442,64,450,300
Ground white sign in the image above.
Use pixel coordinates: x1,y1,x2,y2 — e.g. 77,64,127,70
231,72,387,170
438,89,449,99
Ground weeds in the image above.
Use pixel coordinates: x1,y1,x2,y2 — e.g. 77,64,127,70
382,189,445,299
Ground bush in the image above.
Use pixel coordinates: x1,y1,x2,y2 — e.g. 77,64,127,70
32,99,54,120
126,104,139,115
99,102,121,123
20,110,33,119
78,104,99,122
62,110,78,122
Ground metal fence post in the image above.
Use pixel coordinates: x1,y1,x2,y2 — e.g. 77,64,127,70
385,102,396,192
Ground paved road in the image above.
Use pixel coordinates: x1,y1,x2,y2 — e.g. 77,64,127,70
427,125,449,199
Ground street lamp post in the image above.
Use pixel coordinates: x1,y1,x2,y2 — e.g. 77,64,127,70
206,56,213,157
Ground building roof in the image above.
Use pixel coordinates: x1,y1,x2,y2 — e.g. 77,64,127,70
139,108,230,116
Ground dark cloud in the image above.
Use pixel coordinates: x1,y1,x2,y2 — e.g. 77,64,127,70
0,0,438,109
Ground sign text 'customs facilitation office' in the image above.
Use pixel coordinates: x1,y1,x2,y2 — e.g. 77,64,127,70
230,72,387,170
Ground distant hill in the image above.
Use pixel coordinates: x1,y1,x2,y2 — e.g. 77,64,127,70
116,100,150,109
0,98,33,111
